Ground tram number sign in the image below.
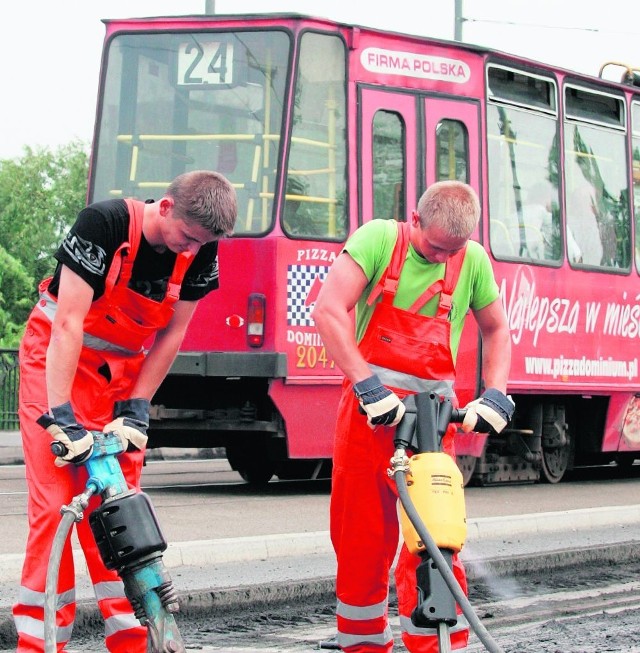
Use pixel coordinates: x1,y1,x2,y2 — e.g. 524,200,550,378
178,41,234,86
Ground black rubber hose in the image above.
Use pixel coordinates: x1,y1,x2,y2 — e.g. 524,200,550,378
395,468,504,653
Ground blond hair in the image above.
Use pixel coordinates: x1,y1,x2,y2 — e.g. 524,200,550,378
416,180,480,238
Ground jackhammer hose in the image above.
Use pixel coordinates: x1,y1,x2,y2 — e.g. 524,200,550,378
44,487,96,653
395,469,504,653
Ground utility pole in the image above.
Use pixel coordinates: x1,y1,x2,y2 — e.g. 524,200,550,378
454,0,463,41
205,0,216,14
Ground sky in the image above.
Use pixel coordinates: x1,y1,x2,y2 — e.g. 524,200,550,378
1,0,640,160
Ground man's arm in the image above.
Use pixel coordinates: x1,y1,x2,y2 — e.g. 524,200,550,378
41,266,96,464
101,300,199,453
311,251,372,385
473,298,511,393
46,266,95,408
129,299,199,400
313,251,405,427
461,297,513,434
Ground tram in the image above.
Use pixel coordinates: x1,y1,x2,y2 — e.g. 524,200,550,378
88,13,640,485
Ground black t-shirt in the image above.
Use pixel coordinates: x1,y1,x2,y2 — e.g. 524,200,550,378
47,199,219,302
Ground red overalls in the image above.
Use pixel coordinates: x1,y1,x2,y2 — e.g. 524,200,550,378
331,222,469,653
14,200,193,653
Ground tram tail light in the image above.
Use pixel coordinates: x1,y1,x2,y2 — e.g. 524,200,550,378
247,293,266,347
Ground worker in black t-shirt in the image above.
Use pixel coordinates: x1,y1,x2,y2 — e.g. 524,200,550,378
13,170,237,653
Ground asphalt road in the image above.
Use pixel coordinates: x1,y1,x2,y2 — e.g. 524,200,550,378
1,455,640,650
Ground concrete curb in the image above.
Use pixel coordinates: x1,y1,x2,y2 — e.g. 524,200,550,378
164,530,334,568
155,503,640,569
468,503,640,539
0,446,24,466
1,505,638,583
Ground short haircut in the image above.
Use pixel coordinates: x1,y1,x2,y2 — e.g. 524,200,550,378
166,170,237,237
416,180,480,239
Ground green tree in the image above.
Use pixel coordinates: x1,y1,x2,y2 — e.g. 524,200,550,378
0,141,89,292
0,246,33,347
0,141,89,345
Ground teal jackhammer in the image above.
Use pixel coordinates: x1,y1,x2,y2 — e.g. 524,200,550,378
43,430,185,653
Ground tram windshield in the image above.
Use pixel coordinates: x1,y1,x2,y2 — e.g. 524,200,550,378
91,27,348,240
91,29,289,234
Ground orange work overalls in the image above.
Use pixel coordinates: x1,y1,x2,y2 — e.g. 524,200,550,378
331,221,469,653
14,199,193,653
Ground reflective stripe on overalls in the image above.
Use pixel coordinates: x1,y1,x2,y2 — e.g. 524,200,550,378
14,199,194,653
331,221,470,653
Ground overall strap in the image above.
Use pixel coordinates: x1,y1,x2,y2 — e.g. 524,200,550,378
366,219,468,318
110,199,193,303
366,221,411,306
116,199,145,287
165,252,195,301
407,245,467,317
102,199,145,296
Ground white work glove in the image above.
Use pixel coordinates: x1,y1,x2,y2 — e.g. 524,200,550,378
37,402,94,467
353,374,406,429
462,388,515,434
103,398,149,452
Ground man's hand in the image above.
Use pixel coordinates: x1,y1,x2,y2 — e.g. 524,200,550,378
462,388,515,434
37,402,93,466
353,374,406,429
103,398,149,452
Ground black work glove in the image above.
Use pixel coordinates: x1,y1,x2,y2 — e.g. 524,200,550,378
37,402,94,467
462,388,515,434
103,398,149,452
353,374,406,429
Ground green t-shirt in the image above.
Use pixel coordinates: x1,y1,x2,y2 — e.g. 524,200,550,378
345,219,499,360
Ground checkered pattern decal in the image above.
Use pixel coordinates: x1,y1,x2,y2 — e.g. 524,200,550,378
287,264,329,326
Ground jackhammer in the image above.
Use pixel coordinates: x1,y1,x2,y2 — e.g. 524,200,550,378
388,392,504,653
44,431,185,653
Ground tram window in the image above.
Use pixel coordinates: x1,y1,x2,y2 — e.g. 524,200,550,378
91,30,290,236
565,85,624,128
564,87,630,270
371,111,405,221
632,102,640,272
435,120,468,182
283,32,348,241
487,65,556,113
486,102,562,264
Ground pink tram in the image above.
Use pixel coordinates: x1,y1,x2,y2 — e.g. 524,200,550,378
88,13,640,485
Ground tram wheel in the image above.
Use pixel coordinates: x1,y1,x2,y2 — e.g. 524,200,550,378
456,455,477,486
225,442,276,486
237,465,276,485
540,443,570,483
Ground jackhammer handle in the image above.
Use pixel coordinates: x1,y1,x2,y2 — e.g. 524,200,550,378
50,441,68,457
451,408,467,423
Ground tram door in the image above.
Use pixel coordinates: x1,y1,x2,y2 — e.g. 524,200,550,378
358,88,480,223
359,87,418,224
423,98,480,194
